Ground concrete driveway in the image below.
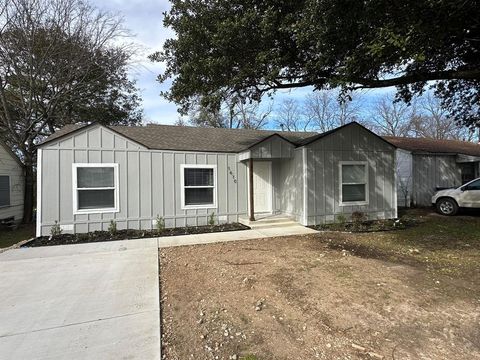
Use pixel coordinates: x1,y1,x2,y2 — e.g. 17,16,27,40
0,239,160,360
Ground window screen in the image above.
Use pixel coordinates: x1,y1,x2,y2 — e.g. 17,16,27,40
184,168,214,186
75,165,117,211
77,167,114,188
0,176,10,207
78,189,115,210
341,163,367,203
183,167,215,207
185,188,214,205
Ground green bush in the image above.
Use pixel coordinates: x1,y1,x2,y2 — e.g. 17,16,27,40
351,211,367,223
155,215,165,233
208,212,216,226
108,220,117,235
351,211,367,232
50,221,62,236
336,213,347,224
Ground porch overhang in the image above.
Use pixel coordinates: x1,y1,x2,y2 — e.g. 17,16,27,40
238,133,296,161
456,154,480,163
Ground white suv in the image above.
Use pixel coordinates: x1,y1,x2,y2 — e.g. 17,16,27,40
432,177,480,215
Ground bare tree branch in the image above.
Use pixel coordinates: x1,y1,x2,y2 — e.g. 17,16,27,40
364,94,414,137
0,0,142,222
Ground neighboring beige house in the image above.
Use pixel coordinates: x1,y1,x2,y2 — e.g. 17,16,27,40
0,140,24,224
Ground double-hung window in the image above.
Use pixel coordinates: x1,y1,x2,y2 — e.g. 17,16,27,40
0,176,10,207
340,161,369,205
73,164,119,214
181,165,217,209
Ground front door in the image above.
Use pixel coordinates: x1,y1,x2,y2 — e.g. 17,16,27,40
252,161,272,213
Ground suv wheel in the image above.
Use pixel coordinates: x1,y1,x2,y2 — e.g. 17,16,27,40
436,198,458,216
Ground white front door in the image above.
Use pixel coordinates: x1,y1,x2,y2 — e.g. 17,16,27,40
252,161,272,213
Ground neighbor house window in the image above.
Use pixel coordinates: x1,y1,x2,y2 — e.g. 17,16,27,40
460,163,475,184
181,165,217,209
0,176,10,207
340,161,368,205
73,164,119,214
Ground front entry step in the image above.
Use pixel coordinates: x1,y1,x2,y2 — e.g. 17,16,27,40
248,221,300,229
238,215,300,229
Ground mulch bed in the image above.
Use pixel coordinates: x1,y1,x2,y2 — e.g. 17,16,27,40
309,216,419,233
23,223,250,247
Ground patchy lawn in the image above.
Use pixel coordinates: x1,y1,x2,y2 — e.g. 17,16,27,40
326,208,480,279
159,209,480,360
0,224,35,249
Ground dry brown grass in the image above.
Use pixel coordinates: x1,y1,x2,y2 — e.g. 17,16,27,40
159,209,480,360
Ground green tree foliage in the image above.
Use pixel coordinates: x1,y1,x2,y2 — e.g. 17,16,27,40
152,0,480,129
0,0,142,222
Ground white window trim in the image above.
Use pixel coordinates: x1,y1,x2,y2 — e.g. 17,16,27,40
302,148,308,225
339,161,369,206
72,163,119,215
36,149,42,237
180,164,217,210
0,174,11,208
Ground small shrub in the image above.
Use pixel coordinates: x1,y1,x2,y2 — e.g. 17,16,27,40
50,221,62,236
399,214,417,226
75,233,90,242
208,212,216,226
155,215,165,233
336,213,347,224
351,211,367,223
108,220,117,235
351,211,367,232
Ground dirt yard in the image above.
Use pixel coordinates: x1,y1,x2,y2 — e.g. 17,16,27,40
159,210,480,360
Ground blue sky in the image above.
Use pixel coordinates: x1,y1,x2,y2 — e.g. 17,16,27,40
93,0,395,127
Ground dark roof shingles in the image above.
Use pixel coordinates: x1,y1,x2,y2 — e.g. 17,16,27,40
40,123,317,152
43,124,479,156
384,136,480,157
113,125,317,152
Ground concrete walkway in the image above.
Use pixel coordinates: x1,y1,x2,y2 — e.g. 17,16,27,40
0,239,160,360
157,224,318,248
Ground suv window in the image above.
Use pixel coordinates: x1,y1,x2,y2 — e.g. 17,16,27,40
465,179,480,190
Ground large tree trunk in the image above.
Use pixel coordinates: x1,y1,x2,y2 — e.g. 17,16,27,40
23,161,34,224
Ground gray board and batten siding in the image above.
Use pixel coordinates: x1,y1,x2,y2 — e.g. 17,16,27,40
303,122,397,224
240,123,397,224
240,134,305,223
37,125,248,236
412,154,461,206
37,122,398,236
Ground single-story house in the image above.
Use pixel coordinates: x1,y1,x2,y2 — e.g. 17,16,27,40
0,140,24,225
36,122,397,236
384,136,480,207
